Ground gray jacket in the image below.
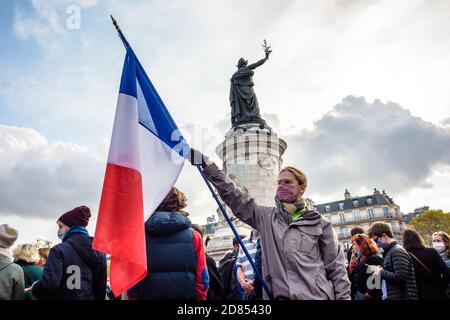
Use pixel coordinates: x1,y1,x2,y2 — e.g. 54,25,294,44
0,254,25,300
204,163,351,300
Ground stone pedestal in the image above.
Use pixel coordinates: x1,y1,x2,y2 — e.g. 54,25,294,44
206,123,287,263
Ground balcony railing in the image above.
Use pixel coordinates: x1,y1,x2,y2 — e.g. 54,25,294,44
329,212,404,226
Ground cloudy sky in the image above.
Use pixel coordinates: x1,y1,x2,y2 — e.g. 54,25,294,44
1,0,450,245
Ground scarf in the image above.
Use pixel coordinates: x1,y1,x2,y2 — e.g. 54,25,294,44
282,198,308,222
62,226,89,242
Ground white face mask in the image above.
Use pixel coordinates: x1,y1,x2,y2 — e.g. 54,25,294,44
57,227,69,241
433,242,445,253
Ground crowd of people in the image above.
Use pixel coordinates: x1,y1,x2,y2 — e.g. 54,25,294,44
0,149,449,300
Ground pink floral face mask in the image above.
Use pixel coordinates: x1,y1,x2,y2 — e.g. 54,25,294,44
276,184,299,203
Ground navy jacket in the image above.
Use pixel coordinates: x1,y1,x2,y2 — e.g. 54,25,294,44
32,233,106,300
133,211,208,300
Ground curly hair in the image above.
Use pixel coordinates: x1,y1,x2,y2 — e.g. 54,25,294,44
155,187,187,213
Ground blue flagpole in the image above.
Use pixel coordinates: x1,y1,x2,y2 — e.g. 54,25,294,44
195,165,274,300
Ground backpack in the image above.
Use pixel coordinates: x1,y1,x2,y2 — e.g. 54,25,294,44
218,257,241,300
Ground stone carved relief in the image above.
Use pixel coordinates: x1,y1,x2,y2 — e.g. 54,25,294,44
258,153,278,176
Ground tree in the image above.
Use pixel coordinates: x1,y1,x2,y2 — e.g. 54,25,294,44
410,210,450,245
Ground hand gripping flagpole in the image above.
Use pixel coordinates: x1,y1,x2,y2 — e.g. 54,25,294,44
195,165,274,300
110,15,274,300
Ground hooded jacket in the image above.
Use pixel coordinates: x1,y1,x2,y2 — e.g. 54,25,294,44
0,254,25,300
131,211,209,300
204,162,351,300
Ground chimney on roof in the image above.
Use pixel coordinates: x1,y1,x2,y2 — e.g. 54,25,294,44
344,189,351,199
374,188,380,195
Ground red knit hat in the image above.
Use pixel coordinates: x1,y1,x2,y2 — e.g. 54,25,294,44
58,206,91,227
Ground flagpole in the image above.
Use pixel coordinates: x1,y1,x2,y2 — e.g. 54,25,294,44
109,15,273,299
110,15,130,49
195,165,274,300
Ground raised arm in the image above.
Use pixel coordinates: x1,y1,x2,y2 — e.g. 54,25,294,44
202,162,269,230
247,57,268,70
247,41,271,70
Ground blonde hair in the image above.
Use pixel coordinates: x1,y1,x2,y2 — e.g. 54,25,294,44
12,244,39,263
279,166,308,188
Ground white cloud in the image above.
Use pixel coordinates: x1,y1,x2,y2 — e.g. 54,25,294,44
14,0,64,51
77,0,98,8
4,0,450,232
282,96,450,213
0,124,104,220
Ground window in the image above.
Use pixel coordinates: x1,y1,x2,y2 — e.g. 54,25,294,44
383,207,389,217
367,208,374,219
325,205,331,212
366,197,373,205
338,202,344,211
352,200,359,208
352,210,360,221
339,213,346,224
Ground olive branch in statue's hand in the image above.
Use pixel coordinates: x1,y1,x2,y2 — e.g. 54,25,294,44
262,39,272,58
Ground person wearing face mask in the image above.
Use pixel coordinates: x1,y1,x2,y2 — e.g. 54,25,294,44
189,149,351,300
367,222,418,300
432,231,450,297
432,231,450,268
402,228,450,300
349,234,383,300
29,206,107,300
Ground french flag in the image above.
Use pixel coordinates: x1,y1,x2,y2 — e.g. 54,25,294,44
93,47,189,296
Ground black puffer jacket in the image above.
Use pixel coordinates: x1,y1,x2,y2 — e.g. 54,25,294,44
381,242,418,300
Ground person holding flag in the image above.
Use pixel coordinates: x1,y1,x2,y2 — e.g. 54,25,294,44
93,18,195,297
189,150,351,300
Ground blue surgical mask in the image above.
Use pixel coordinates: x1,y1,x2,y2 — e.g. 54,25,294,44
375,239,388,249
357,251,363,258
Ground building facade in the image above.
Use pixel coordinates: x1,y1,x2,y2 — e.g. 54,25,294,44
404,206,429,224
315,188,407,251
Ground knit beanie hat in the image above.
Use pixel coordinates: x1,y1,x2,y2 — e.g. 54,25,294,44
0,224,19,249
58,206,91,227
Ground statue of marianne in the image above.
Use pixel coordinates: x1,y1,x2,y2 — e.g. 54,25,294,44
229,41,272,129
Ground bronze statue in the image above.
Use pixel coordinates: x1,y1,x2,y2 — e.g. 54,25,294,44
229,40,272,129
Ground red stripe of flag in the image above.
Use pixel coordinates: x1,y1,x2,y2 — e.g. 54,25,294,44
93,163,147,296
